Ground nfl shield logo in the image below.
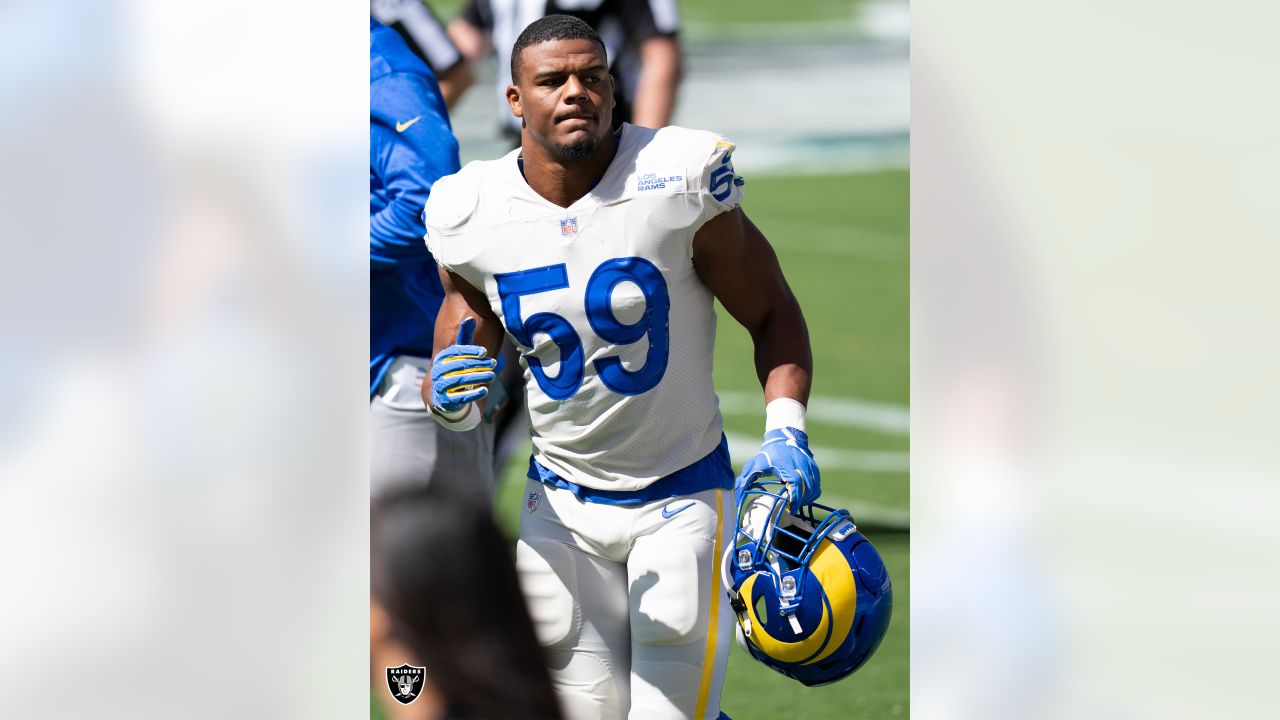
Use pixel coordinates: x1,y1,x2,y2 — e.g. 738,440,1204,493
560,216,578,237
386,663,425,705
527,491,541,513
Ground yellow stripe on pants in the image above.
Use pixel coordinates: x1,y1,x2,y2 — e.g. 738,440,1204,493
693,488,725,719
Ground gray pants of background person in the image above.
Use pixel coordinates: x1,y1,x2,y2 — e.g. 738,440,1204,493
370,355,495,504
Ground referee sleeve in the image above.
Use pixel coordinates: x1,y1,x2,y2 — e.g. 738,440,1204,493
459,0,493,31
372,0,463,73
618,0,680,40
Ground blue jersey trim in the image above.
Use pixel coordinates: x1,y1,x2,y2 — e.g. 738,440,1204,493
527,435,733,506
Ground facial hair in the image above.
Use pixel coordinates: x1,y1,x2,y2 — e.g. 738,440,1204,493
553,134,600,163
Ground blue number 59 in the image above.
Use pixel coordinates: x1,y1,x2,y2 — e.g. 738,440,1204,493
495,257,670,401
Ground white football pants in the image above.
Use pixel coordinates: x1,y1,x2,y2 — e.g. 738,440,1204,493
516,478,735,720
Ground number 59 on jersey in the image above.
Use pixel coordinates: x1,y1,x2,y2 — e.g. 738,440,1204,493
495,256,670,401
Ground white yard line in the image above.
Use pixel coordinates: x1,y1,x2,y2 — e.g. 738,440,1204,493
718,391,909,436
724,431,909,474
818,493,911,530
760,217,907,263
765,217,905,248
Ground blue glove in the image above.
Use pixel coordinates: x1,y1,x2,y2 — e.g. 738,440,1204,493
430,318,496,414
737,427,821,514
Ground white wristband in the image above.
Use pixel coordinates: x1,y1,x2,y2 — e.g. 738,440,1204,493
430,401,481,432
765,397,806,432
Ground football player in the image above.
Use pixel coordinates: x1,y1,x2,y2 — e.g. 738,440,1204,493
422,15,820,720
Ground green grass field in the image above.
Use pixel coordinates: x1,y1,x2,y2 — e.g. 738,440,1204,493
716,170,908,719
487,169,910,719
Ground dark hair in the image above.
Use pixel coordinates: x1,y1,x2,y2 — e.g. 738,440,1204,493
510,14,607,83
372,487,562,719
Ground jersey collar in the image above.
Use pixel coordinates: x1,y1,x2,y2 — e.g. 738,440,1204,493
512,124,631,211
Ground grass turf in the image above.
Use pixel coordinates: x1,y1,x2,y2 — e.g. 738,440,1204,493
715,170,908,718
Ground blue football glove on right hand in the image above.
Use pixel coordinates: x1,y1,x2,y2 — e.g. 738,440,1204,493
430,318,496,415
736,427,822,515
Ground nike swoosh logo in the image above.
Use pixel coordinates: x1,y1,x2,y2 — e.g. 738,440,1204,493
396,116,421,132
661,502,695,519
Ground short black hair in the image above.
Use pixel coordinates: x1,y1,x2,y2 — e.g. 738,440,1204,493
510,14,607,83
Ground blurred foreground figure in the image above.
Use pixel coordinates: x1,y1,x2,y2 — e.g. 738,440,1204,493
371,486,562,719
370,17,496,503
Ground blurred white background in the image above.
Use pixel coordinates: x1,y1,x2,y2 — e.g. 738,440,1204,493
0,1,367,717
913,1,1280,717
0,0,1277,718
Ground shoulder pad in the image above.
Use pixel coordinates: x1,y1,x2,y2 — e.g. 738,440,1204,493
423,163,481,232
635,125,724,169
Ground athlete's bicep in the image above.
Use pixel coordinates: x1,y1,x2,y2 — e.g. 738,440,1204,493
692,208,790,335
433,266,502,358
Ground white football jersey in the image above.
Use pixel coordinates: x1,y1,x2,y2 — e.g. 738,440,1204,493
424,124,745,491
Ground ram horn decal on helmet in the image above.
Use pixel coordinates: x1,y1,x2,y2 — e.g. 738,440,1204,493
721,472,893,686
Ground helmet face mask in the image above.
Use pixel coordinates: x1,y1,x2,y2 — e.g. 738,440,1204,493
722,474,893,686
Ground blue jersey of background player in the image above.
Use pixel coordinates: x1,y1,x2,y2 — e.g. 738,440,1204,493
370,17,459,395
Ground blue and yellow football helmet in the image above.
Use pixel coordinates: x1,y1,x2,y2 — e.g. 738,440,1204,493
721,473,893,686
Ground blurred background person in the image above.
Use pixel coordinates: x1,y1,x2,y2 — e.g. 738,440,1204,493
370,16,496,502
371,485,562,719
447,0,682,142
371,0,472,108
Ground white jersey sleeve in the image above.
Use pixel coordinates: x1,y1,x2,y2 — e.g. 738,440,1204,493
422,156,495,293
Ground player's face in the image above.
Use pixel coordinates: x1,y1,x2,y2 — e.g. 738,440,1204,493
510,38,614,162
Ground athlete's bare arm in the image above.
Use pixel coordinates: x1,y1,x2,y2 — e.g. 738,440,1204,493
423,266,504,409
436,62,473,109
692,208,813,405
446,17,491,64
631,35,681,128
